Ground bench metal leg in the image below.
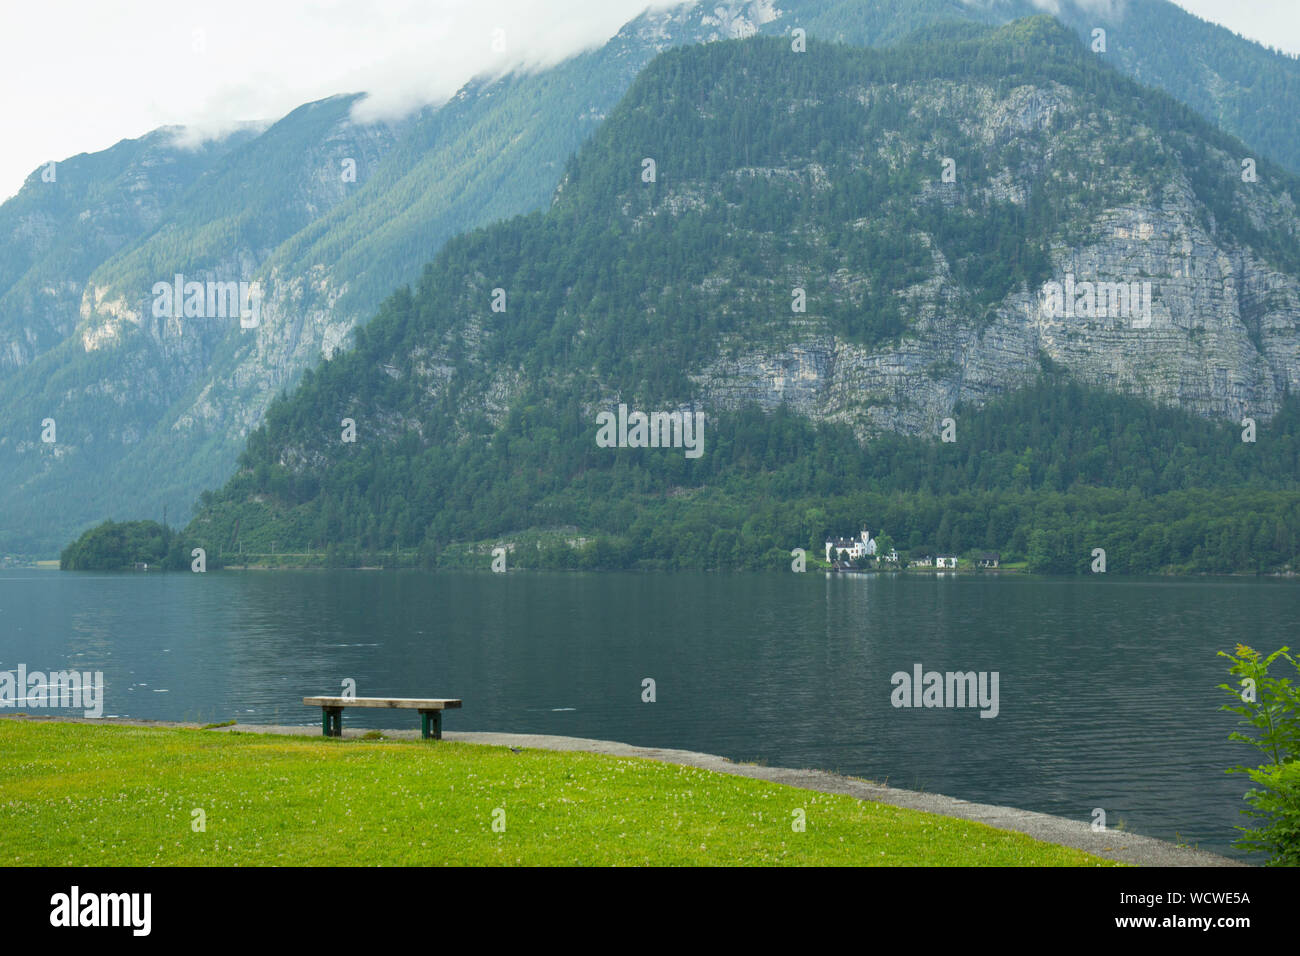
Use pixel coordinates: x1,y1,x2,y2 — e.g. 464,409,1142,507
322,707,343,737
420,710,442,740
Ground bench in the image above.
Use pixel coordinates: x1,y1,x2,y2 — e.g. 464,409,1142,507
303,696,462,739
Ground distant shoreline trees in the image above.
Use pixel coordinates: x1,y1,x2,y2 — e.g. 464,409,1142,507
59,520,189,571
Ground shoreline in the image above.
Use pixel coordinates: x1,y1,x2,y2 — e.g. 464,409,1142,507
3,714,1245,867
13,563,1299,577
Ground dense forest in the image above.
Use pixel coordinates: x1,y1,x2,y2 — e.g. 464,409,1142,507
60,520,189,571
164,373,1300,576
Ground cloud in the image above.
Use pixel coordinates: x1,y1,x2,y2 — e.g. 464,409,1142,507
345,1,694,124
0,0,686,199
960,0,1126,17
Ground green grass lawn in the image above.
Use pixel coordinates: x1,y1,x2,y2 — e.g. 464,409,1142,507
0,720,1114,866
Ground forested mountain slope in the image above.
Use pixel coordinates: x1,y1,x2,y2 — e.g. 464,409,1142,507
10,0,1300,556
181,22,1300,574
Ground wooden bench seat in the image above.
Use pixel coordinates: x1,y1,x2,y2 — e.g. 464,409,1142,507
303,696,462,739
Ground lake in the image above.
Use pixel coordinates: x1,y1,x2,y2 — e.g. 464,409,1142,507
2,568,1290,859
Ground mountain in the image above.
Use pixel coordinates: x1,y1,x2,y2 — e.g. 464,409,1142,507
0,98,405,554
180,20,1300,575
801,0,1300,175
9,0,1300,556
0,125,259,372
1,1,794,556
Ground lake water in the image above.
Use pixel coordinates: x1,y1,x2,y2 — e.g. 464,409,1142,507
2,568,1291,859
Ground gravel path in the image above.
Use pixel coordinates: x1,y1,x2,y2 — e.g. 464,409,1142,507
5,715,1245,866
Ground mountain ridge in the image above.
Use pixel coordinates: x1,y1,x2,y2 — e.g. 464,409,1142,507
7,0,1300,555
173,21,1300,575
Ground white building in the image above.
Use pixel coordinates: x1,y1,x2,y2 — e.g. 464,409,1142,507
825,527,878,564
936,555,958,569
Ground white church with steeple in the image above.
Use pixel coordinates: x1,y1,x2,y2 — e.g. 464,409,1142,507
825,527,877,564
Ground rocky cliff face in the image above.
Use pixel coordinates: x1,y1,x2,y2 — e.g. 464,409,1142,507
686,79,1300,437
699,184,1300,437
0,126,257,372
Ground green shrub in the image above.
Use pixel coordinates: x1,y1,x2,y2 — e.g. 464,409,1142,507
1236,760,1300,866
1218,644,1300,864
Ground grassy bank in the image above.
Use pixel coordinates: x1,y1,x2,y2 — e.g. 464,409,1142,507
0,720,1112,866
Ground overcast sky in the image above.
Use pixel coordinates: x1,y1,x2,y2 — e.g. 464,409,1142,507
2,0,1297,201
